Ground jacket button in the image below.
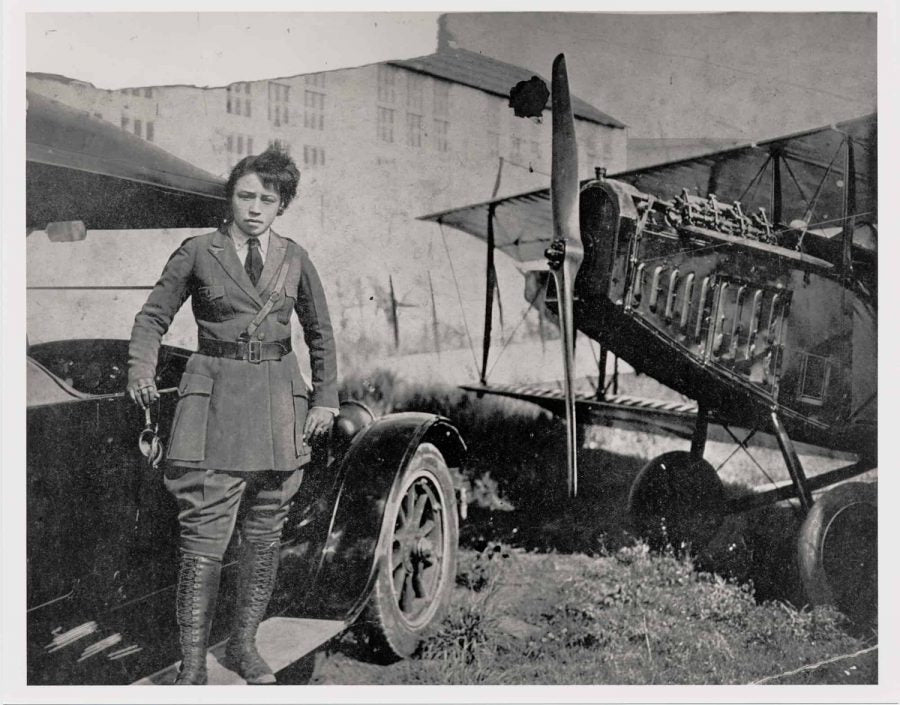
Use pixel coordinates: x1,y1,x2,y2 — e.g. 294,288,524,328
257,332,265,340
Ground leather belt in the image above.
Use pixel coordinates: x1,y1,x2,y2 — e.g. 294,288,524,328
198,337,292,363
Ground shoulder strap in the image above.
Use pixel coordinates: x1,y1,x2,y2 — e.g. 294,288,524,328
242,261,291,340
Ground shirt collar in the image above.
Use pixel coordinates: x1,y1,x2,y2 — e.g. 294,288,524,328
227,221,270,254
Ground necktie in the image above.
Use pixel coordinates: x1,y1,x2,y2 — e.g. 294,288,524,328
245,237,263,286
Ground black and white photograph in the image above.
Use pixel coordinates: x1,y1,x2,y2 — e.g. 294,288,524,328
2,2,895,700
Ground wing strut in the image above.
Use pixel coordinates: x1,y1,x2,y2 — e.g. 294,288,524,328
480,204,497,385
480,157,505,385
841,137,856,280
771,149,783,225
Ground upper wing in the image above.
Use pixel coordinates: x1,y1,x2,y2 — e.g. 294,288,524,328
420,113,876,268
27,91,227,232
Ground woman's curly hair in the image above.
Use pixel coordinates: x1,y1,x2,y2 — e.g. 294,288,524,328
225,147,300,214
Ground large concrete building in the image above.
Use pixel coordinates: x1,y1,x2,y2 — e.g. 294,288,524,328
27,44,626,378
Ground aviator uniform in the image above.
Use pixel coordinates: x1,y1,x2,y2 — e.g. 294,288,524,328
128,226,339,559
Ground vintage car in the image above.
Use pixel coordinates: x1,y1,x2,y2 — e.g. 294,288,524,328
25,92,465,685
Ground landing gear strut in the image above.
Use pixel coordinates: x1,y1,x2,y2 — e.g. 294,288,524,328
628,405,877,623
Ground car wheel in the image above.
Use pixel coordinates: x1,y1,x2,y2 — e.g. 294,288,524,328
357,442,458,663
797,481,877,625
627,450,726,551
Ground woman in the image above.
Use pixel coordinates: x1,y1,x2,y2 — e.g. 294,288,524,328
127,147,339,685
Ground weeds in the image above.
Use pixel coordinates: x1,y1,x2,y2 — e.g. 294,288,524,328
456,542,512,592
327,372,876,685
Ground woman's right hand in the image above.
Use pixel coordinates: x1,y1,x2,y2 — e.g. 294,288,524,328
128,377,159,408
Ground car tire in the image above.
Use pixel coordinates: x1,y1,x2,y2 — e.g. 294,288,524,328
627,450,726,551
356,442,458,663
797,481,877,625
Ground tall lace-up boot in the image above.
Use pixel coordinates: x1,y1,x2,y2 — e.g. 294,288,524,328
173,552,222,685
221,540,280,684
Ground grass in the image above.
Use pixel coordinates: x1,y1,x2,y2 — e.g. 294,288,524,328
313,371,879,685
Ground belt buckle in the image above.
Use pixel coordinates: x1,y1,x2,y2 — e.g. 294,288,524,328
247,340,262,363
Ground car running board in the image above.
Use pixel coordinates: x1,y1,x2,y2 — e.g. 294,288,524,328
132,617,346,685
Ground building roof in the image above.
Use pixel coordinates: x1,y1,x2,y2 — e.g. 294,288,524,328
389,48,625,130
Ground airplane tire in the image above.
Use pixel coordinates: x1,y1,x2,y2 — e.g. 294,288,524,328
627,450,726,552
797,481,877,625
356,443,458,663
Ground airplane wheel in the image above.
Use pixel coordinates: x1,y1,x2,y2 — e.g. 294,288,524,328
627,450,726,551
797,482,877,625
355,443,458,663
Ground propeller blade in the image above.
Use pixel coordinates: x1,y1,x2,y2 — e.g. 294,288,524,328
548,53,584,498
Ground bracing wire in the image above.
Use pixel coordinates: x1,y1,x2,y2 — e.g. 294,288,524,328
486,284,545,380
781,156,811,207
438,221,480,374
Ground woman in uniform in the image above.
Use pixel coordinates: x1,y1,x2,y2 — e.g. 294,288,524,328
127,147,339,685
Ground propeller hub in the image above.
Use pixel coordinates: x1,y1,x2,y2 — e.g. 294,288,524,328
545,240,567,270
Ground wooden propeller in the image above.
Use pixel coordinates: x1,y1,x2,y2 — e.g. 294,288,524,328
547,54,584,498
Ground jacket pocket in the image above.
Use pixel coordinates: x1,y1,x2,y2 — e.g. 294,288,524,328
292,376,310,460
197,285,234,321
167,373,214,462
276,290,296,325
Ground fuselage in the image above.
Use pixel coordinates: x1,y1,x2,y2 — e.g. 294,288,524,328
571,177,876,459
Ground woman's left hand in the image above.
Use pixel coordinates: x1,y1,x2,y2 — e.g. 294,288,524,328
303,406,336,443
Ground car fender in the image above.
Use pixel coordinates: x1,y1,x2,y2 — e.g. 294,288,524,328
300,412,465,621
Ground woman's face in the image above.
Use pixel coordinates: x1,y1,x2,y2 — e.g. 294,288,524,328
230,172,282,237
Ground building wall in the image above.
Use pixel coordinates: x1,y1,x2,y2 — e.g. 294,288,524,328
27,63,626,376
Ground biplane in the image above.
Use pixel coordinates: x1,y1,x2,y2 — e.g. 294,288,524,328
422,56,877,620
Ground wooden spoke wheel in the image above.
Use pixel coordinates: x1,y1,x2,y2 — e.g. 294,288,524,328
357,443,458,663
627,450,726,551
797,482,877,625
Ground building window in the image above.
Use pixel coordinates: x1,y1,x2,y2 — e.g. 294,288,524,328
227,83,252,116
121,116,130,130
433,81,450,117
131,88,141,97
303,145,325,167
407,73,425,111
269,82,291,126
406,113,423,147
228,134,254,156
134,119,142,138
144,88,153,98
146,121,155,142
433,119,449,152
377,65,396,104
304,90,325,130
305,73,326,88
377,107,395,143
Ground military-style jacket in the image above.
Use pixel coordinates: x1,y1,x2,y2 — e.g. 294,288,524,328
128,227,339,471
